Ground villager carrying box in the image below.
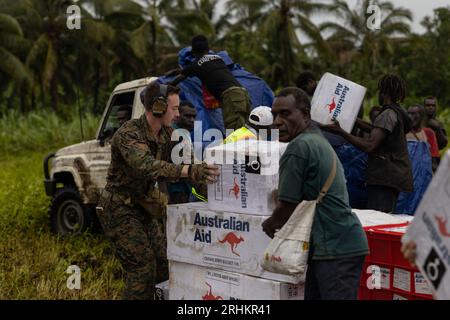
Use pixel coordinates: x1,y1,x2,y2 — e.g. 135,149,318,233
403,150,450,300
311,72,367,133
205,140,287,215
166,202,304,284
169,261,304,300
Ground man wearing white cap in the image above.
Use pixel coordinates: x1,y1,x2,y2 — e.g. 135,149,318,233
223,106,274,144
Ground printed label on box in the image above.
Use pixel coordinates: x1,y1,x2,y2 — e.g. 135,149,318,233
366,265,390,290
206,269,241,286
203,254,241,269
214,164,223,201
393,294,408,300
380,267,391,290
393,268,411,292
414,272,432,295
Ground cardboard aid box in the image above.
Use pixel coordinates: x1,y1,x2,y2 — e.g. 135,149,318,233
155,280,169,300
169,261,304,300
166,202,304,284
353,209,414,227
403,150,450,300
205,140,287,215
311,72,367,133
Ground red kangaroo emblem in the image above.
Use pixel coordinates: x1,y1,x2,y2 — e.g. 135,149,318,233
435,215,450,237
270,255,282,262
218,232,244,256
229,177,240,199
327,97,336,113
202,282,223,300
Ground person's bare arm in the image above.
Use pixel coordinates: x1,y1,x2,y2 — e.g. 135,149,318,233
354,118,374,133
262,200,297,238
320,121,386,153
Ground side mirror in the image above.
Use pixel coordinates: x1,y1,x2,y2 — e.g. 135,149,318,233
99,131,106,147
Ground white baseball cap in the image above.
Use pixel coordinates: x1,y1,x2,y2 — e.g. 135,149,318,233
248,106,273,126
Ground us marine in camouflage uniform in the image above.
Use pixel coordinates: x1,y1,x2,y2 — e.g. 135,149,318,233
97,82,219,300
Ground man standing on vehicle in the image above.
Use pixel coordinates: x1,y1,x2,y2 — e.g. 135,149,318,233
97,82,219,300
168,35,252,131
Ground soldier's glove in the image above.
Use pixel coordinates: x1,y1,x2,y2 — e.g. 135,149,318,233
189,163,219,184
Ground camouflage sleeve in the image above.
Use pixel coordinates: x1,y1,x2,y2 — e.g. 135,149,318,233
113,129,183,182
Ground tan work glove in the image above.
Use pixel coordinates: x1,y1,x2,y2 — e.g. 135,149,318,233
189,163,220,184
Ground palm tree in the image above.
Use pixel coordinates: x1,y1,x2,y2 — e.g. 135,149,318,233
0,12,33,113
225,0,330,89
320,0,412,81
0,13,31,88
1,0,87,112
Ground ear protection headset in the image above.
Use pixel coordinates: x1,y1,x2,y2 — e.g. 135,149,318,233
151,84,168,117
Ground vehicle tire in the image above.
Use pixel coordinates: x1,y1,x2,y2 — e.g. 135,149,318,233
49,186,99,235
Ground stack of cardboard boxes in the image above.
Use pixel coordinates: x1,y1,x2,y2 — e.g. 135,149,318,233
166,140,305,300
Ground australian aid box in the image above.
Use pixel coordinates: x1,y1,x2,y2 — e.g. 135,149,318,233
169,261,304,300
403,150,450,299
311,72,367,133
205,140,287,215
166,202,304,284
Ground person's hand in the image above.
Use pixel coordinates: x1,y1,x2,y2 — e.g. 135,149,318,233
319,120,345,135
428,119,440,130
262,216,287,239
401,241,417,268
190,163,220,184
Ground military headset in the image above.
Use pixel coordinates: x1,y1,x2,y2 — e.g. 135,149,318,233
149,84,169,117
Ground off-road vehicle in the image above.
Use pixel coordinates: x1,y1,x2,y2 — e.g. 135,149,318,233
43,77,156,235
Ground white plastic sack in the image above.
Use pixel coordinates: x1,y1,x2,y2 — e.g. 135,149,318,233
261,200,316,275
311,72,367,133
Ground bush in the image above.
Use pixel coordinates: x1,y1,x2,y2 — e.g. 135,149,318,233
0,109,100,157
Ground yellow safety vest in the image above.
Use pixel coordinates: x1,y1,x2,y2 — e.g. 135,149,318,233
223,126,257,144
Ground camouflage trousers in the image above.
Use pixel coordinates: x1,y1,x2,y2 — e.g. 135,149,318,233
221,86,252,131
98,190,168,300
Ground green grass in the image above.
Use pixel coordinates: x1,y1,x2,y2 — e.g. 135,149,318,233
0,107,124,299
0,151,124,299
0,109,100,157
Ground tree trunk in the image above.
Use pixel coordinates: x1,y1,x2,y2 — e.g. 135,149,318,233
94,62,100,114
50,74,58,113
151,0,157,74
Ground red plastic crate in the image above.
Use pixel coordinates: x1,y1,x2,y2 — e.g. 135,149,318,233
359,223,434,300
364,222,411,268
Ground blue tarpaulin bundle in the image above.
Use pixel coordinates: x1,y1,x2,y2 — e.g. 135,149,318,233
395,140,433,215
333,143,368,209
334,140,433,214
157,47,274,150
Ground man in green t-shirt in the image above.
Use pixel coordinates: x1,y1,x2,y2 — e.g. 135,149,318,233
262,87,369,300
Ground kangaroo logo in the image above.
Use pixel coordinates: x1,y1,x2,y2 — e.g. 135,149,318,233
202,282,223,300
326,97,336,113
229,177,240,199
435,215,450,237
218,232,244,256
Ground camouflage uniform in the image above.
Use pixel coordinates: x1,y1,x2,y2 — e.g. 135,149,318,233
97,114,185,300
221,86,252,130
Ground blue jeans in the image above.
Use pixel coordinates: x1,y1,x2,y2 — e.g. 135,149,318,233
305,255,365,300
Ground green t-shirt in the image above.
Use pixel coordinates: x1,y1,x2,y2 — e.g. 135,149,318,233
278,127,369,260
